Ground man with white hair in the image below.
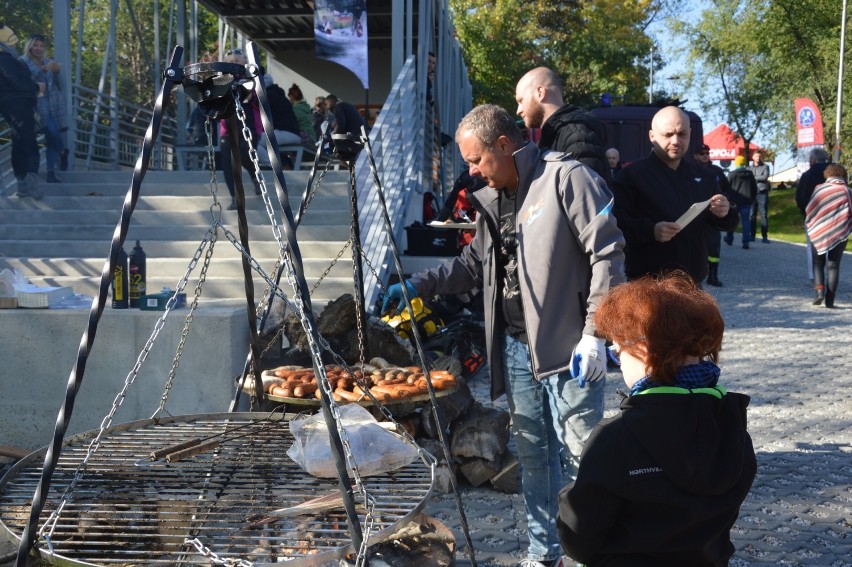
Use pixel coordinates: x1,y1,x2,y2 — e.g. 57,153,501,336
384,104,625,567
612,106,737,282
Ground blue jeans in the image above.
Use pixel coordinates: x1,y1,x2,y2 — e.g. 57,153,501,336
502,334,605,563
727,204,752,245
40,114,66,173
750,191,769,238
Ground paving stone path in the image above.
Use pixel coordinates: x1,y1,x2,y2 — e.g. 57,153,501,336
427,239,852,567
1,240,849,566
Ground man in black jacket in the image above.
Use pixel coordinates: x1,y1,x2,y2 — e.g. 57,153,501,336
693,144,732,286
324,94,366,138
0,26,42,199
515,67,611,186
725,155,758,249
612,106,737,282
258,74,302,168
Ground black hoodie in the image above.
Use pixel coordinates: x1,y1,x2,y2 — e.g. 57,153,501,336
539,104,611,186
558,386,756,566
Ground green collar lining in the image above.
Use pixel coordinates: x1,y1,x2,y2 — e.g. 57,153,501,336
634,385,727,399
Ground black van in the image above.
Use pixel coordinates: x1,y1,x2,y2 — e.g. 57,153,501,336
591,105,704,166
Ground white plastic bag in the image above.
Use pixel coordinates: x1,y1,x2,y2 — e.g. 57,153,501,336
287,404,419,478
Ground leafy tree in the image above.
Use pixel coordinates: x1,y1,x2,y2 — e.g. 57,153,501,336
674,0,775,157
449,0,680,109
674,0,850,159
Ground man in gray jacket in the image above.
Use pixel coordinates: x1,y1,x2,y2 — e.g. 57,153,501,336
383,104,625,567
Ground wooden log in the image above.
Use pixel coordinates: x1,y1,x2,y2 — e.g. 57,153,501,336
490,453,520,494
450,403,510,460
459,454,503,487
0,445,29,460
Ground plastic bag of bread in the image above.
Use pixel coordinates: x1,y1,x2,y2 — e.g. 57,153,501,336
286,404,419,478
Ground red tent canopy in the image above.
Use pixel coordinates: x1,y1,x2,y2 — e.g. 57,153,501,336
704,124,762,161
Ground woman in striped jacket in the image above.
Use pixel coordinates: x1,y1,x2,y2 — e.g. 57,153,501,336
805,164,852,308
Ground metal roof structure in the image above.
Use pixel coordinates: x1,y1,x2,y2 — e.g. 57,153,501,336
196,0,399,57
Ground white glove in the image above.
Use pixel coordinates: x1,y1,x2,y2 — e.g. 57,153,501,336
570,334,607,388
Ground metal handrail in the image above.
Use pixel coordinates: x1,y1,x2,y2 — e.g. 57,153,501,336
71,84,179,170
353,57,425,309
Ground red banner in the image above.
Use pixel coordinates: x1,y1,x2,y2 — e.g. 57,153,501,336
795,98,824,147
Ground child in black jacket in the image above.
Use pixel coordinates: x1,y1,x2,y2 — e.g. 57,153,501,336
558,272,756,567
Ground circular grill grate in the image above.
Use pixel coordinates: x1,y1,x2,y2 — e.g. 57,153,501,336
0,412,434,566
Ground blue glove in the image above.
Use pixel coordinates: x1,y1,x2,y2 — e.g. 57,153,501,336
570,335,607,388
381,280,418,314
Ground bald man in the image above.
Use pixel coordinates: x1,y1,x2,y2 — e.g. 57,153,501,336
611,106,737,282
515,67,610,186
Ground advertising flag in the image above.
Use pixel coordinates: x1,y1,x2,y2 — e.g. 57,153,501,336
314,0,369,89
794,98,825,147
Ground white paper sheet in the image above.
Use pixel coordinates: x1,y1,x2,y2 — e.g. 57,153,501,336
675,198,712,228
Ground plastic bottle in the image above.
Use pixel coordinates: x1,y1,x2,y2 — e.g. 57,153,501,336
129,240,147,308
112,246,129,309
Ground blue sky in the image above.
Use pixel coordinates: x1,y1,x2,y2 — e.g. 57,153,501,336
650,2,798,171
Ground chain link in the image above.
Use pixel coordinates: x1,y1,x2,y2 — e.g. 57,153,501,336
209,132,376,559
311,238,352,295
184,538,254,567
154,229,218,416
39,227,220,540
204,117,224,221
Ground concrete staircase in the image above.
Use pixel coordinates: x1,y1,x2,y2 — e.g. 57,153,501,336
0,169,358,308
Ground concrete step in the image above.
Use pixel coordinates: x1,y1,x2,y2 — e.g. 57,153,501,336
0,199,350,225
21,274,357,303
0,256,354,279
34,179,351,198
39,168,351,189
0,223,351,242
1,167,364,305
0,194,350,214
0,239,351,259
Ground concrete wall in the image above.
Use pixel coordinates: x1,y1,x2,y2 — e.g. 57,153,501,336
0,305,251,451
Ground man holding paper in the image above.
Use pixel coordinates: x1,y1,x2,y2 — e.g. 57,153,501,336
612,106,737,282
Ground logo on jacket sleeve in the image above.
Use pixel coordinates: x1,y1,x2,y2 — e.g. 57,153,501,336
522,198,545,226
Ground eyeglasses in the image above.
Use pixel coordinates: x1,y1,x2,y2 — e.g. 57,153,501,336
226,49,243,56
607,344,622,366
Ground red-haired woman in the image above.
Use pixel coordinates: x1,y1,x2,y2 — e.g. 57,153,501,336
558,272,756,567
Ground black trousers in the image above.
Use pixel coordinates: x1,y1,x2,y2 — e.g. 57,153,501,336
0,98,40,179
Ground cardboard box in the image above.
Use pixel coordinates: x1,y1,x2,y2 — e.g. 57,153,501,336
0,297,18,309
405,225,461,256
15,285,74,308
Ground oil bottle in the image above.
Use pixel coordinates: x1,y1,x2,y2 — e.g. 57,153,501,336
129,240,147,308
112,245,129,309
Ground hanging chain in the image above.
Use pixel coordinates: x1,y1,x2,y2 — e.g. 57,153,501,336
355,241,389,297
301,164,329,217
204,117,225,221
154,228,219,416
349,184,368,373
311,238,352,295
39,227,220,540
231,92,376,562
183,538,254,567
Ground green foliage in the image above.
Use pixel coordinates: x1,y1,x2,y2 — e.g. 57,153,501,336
767,186,807,244
674,0,851,161
1,0,52,40
449,0,678,109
